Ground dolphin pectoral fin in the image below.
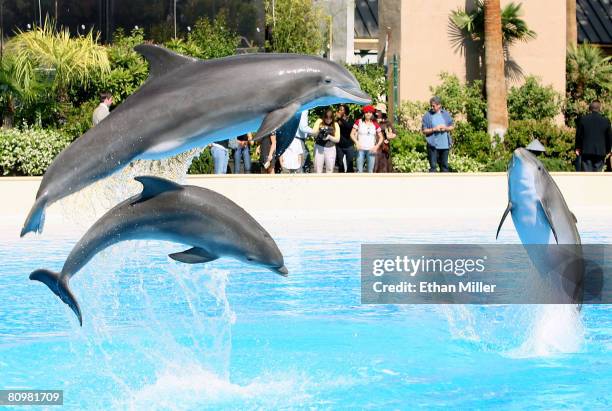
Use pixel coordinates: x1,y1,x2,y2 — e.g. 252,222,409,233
30,269,83,326
496,202,512,240
537,200,559,244
169,247,219,264
134,44,197,79
274,113,301,158
133,176,184,203
254,102,301,141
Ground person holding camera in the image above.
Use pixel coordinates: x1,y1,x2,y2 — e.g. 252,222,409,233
311,109,341,173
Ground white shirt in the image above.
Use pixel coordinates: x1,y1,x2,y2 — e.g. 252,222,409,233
92,103,110,126
353,119,380,150
281,137,304,170
295,111,313,140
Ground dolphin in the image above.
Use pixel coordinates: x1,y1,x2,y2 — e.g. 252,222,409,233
496,148,584,305
29,176,288,326
21,45,371,236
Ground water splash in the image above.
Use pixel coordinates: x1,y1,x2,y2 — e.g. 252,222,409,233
49,151,249,403
58,149,201,230
442,304,584,357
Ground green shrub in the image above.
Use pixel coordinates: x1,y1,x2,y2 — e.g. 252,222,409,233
165,14,239,60
504,119,575,163
345,64,387,118
430,72,487,130
188,147,214,174
448,153,485,172
450,121,493,163
507,76,561,121
0,126,71,175
391,125,426,155
392,150,429,172
396,100,428,132
60,99,98,140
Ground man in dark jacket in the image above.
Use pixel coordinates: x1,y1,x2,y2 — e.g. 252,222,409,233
575,100,612,172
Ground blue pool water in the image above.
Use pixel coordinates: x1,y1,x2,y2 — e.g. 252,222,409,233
1,216,611,409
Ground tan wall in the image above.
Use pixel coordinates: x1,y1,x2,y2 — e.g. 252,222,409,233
2,174,611,239
397,0,566,103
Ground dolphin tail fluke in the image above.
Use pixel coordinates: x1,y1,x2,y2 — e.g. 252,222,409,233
30,269,83,326
21,195,48,237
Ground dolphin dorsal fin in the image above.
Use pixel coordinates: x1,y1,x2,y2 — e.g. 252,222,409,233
571,211,577,223
134,176,183,202
134,44,197,79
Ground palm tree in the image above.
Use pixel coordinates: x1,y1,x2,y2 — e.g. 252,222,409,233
5,18,110,104
567,43,612,101
483,0,509,137
0,57,42,128
566,0,577,49
449,1,536,81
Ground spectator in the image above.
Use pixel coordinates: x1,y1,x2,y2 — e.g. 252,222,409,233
211,139,230,174
280,137,304,173
374,103,396,173
351,105,383,173
575,100,612,172
259,132,277,174
233,133,252,173
92,92,112,126
312,109,341,173
295,111,313,172
422,96,454,172
335,104,355,172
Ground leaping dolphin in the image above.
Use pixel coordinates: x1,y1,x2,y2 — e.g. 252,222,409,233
29,176,288,326
21,45,371,236
496,148,584,305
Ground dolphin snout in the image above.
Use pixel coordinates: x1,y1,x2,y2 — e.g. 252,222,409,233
272,265,289,276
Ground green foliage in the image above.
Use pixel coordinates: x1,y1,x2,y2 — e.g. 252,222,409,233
345,64,387,103
61,100,99,139
264,0,325,55
397,100,428,132
188,148,214,174
430,73,487,130
165,14,239,59
451,121,496,163
5,18,110,102
508,76,561,121
449,153,485,172
566,44,612,125
504,119,575,163
0,125,71,176
450,1,536,46
92,28,149,105
392,150,429,172
391,126,426,154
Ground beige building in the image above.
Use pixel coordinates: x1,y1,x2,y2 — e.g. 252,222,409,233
379,0,567,103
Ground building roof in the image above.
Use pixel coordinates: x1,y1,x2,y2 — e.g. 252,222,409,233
355,0,378,39
577,0,612,45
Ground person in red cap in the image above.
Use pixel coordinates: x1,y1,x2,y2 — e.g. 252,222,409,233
350,105,383,172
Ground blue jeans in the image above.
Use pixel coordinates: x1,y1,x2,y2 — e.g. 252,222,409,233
233,146,251,173
427,144,449,172
357,149,376,173
211,145,229,174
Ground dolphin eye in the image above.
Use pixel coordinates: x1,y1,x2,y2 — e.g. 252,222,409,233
324,77,332,84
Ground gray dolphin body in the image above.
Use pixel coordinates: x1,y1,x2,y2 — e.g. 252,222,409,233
21,45,371,236
29,176,287,326
497,148,584,305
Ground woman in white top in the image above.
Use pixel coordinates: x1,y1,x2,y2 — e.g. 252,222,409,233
311,109,341,173
350,105,383,173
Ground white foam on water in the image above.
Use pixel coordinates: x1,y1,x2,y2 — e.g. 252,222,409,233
506,304,584,358
121,365,313,410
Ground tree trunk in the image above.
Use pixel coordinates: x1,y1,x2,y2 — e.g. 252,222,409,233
483,0,508,138
566,0,577,49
